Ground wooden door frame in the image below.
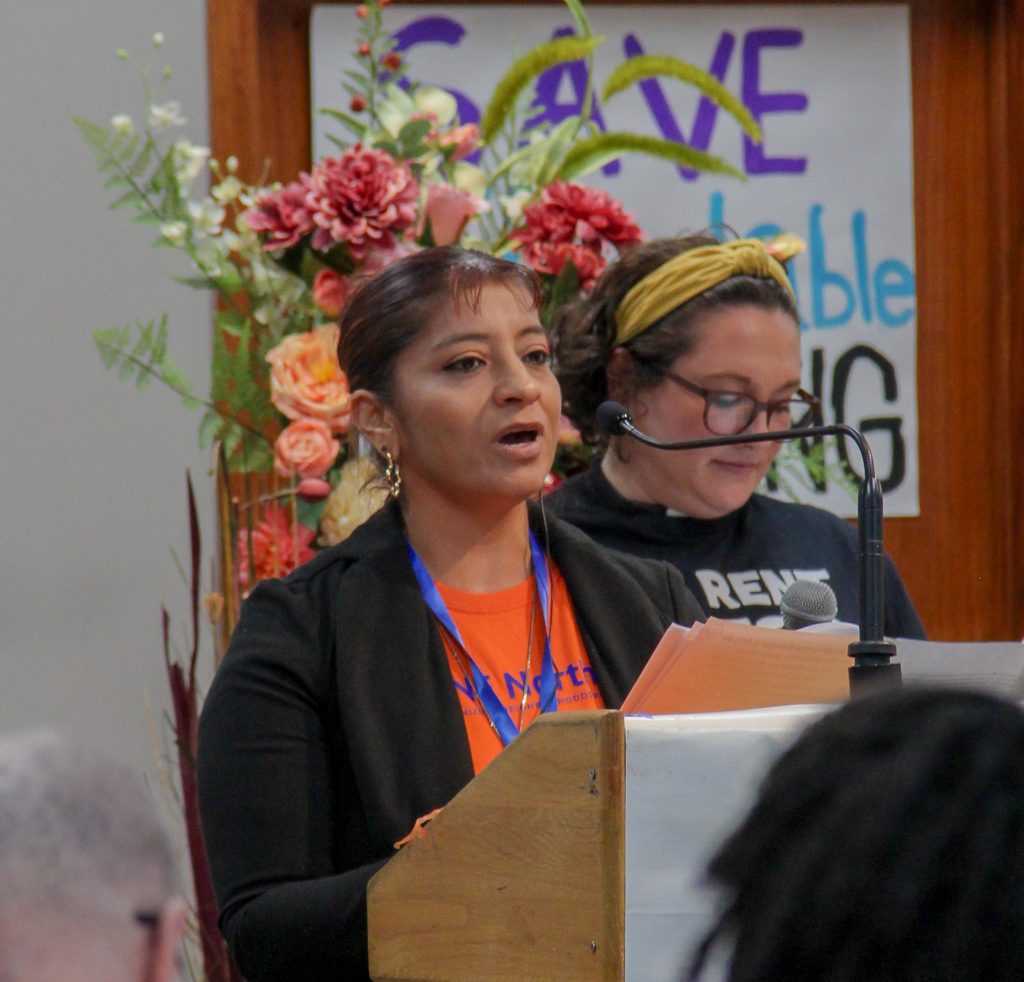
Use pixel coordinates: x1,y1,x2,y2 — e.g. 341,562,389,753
207,0,1024,641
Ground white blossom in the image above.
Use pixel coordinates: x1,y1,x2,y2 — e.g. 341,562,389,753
152,31,165,47
211,175,243,205
499,189,532,222
173,140,210,191
148,100,186,131
110,114,134,135
188,197,226,237
160,221,188,246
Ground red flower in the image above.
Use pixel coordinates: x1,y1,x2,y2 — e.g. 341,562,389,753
312,268,349,317
305,145,418,259
245,174,315,251
236,504,316,592
521,241,607,291
381,52,402,71
350,94,367,113
512,181,643,289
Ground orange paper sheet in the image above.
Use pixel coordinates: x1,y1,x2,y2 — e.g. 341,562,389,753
621,617,851,714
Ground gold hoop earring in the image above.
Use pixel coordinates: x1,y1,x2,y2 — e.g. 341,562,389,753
383,448,402,498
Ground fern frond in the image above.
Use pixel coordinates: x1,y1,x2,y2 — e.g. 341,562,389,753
601,55,762,143
479,35,603,144
93,316,197,406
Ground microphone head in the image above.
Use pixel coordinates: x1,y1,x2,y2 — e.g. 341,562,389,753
780,580,838,630
596,400,631,436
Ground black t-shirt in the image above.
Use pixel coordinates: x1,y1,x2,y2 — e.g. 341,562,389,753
547,462,925,638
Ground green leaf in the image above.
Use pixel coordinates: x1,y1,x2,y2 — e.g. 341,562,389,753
198,409,222,450
128,138,156,179
601,54,762,143
110,189,146,211
215,310,248,338
558,131,746,182
209,311,278,449
103,172,132,190
541,257,581,329
73,116,113,157
319,107,367,139
343,68,370,87
518,116,580,188
396,118,433,154
296,494,329,531
92,315,198,408
479,35,603,144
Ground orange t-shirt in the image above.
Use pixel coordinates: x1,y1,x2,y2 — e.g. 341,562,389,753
436,563,605,774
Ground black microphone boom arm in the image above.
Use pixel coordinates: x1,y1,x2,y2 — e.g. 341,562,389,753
597,401,900,695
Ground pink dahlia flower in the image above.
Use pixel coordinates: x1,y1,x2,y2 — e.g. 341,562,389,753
305,145,418,259
237,504,316,591
266,324,351,433
273,417,342,479
245,174,316,251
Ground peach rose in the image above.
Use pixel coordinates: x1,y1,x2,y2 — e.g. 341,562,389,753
438,122,479,161
266,324,351,433
312,269,349,318
273,418,342,479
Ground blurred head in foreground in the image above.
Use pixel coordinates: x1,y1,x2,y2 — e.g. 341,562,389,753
0,730,187,982
689,687,1024,982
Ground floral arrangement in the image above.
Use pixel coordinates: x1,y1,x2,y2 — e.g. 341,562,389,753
77,0,759,609
78,4,759,978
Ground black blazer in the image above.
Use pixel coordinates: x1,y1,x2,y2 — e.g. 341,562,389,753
197,500,702,981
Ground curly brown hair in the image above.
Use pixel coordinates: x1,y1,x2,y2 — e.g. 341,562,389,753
553,234,799,443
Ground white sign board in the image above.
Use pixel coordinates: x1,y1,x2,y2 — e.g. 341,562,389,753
311,4,919,517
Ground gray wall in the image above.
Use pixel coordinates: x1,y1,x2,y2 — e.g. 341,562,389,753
1,2,214,779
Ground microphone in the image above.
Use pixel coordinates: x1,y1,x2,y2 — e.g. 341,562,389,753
780,580,838,631
597,400,900,696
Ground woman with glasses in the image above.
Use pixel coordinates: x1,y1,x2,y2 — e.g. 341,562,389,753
549,234,924,636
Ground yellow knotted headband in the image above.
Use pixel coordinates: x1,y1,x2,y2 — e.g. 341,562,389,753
614,238,795,346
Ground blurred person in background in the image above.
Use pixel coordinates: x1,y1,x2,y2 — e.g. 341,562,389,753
0,729,187,982
688,687,1024,981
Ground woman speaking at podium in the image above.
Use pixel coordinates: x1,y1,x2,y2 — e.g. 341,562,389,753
549,234,924,637
197,246,702,981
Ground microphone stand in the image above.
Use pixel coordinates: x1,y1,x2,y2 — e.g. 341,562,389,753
599,403,901,697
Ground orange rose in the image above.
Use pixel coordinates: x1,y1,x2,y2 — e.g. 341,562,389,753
266,325,351,433
273,417,342,479
438,122,479,161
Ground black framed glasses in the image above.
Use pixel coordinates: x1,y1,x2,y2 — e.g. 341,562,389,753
660,369,821,436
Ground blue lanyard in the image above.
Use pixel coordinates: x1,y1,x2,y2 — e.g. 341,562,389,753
405,531,558,746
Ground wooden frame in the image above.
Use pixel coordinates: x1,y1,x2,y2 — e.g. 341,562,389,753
208,0,1024,641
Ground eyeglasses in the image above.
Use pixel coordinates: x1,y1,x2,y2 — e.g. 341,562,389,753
660,369,820,436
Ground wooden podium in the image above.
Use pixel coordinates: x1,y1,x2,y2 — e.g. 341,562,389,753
368,706,821,981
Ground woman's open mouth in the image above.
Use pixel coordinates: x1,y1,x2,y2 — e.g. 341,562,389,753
499,428,539,445
495,423,544,458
